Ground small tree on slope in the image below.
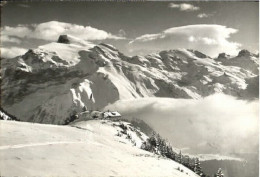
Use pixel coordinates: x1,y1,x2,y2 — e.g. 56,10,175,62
194,158,203,176
214,168,224,177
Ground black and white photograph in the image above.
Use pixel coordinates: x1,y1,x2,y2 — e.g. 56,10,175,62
0,1,259,177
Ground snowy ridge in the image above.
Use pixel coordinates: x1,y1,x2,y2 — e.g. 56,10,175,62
1,34,258,124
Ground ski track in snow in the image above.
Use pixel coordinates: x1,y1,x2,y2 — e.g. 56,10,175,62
0,141,85,150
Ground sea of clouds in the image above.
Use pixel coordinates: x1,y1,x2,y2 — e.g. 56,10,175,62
105,94,258,155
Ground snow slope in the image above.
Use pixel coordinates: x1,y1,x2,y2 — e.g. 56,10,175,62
1,35,258,124
0,120,198,177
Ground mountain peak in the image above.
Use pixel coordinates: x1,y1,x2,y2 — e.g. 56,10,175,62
57,35,70,44
237,49,251,57
188,49,209,59
56,34,94,47
217,53,230,59
1,39,258,124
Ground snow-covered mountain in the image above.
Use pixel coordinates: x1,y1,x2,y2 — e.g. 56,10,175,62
1,35,258,124
0,119,198,177
216,50,259,75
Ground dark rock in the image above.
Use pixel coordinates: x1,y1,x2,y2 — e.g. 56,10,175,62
217,53,230,59
238,50,251,57
188,50,209,59
57,35,70,44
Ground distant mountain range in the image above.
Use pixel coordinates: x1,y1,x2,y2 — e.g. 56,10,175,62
1,34,258,124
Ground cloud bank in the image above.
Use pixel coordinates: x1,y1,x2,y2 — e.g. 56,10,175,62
105,94,258,155
128,24,241,57
1,47,27,58
1,35,21,44
1,21,124,43
169,3,200,12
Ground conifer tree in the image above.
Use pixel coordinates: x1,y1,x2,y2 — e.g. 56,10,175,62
194,158,202,176
215,168,224,177
176,150,182,163
183,155,190,167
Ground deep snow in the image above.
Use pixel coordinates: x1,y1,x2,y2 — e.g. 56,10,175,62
0,120,198,177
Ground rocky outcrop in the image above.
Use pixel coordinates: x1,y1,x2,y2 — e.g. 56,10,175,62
217,53,230,59
237,49,251,57
57,35,70,44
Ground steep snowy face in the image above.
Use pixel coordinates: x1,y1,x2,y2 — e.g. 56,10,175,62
1,36,138,124
1,35,258,124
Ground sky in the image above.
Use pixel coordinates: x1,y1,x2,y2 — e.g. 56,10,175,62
1,1,259,58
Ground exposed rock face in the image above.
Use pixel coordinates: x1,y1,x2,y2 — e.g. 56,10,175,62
1,35,258,124
57,35,70,44
217,53,230,59
241,75,259,99
238,49,251,57
188,49,209,59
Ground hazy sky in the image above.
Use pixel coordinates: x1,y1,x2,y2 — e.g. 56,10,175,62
1,1,259,58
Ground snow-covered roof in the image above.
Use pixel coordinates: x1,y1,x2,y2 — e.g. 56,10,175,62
103,111,121,118
0,111,12,120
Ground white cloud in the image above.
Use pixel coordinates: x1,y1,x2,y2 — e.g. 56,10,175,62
105,94,259,154
169,3,200,12
1,36,21,44
1,21,125,43
1,47,27,58
197,13,212,18
128,24,241,57
1,25,32,38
